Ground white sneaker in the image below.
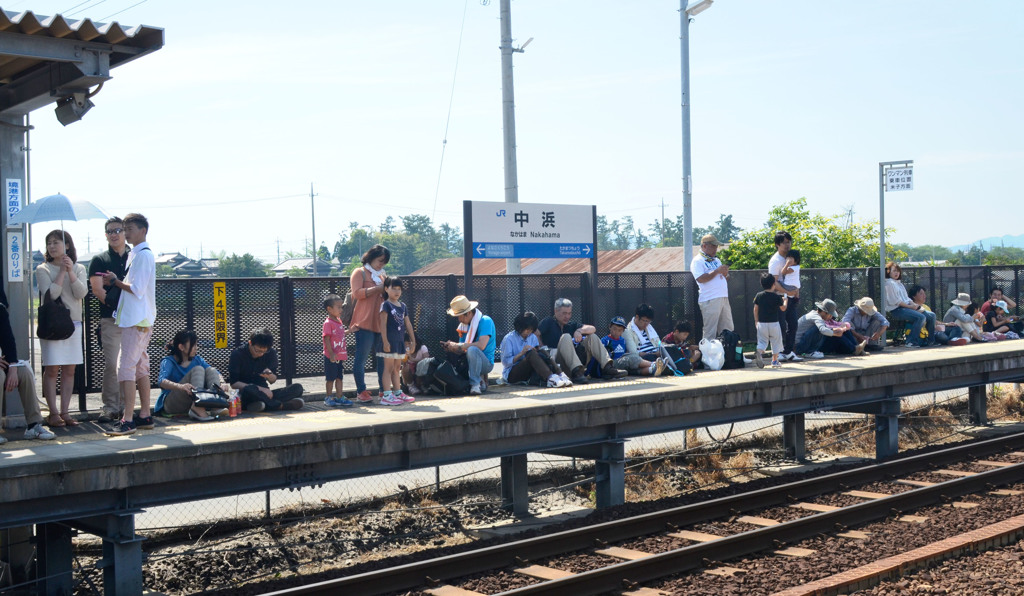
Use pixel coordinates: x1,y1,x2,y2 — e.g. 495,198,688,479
742,356,753,364
558,372,573,387
787,352,804,362
805,351,825,359
469,384,482,395
547,374,561,388
24,424,56,440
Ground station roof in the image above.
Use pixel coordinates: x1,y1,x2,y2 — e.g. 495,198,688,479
409,246,706,276
0,9,164,115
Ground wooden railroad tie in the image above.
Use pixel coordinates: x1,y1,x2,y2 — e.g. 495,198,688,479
667,530,722,543
515,565,574,580
594,546,653,560
425,586,487,596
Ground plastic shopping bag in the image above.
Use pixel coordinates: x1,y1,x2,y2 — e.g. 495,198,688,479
700,338,725,371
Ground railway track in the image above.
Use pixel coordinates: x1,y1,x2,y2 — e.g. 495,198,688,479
266,431,1024,596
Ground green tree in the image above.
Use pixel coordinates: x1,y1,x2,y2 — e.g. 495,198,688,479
720,198,904,269
984,246,1024,265
694,214,742,244
218,253,268,278
286,266,309,277
155,264,176,278
892,243,954,262
948,244,988,266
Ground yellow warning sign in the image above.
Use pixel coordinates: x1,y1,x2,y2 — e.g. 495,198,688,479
213,282,227,348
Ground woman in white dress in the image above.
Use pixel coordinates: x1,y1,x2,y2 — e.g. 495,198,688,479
35,230,88,427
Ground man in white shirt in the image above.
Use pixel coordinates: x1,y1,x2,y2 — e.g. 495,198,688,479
690,234,734,341
100,213,157,436
767,230,802,361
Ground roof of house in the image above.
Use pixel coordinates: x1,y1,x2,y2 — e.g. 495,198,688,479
409,246,703,276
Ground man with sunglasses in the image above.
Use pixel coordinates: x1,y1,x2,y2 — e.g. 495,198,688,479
88,217,130,423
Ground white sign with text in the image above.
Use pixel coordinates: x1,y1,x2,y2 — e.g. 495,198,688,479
469,201,595,259
886,167,913,192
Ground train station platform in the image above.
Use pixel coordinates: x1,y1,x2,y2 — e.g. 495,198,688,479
2,341,1023,594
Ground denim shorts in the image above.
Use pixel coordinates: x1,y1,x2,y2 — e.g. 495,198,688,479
324,357,344,382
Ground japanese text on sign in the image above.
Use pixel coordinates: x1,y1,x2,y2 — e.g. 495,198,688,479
6,179,21,228
213,282,227,348
7,232,23,282
886,167,913,192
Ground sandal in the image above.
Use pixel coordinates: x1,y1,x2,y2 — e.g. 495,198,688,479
60,412,79,427
46,413,66,427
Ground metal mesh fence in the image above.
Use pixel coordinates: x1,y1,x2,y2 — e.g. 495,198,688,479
78,266,1023,394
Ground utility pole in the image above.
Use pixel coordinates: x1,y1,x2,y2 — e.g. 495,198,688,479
660,198,667,244
309,183,318,276
499,0,526,275
276,238,280,266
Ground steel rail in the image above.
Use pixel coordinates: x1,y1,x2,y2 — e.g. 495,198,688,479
267,431,1024,596
498,459,1024,595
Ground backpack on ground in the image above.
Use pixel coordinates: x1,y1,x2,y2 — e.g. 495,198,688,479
718,329,745,369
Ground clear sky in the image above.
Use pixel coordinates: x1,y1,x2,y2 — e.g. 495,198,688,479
12,0,1024,263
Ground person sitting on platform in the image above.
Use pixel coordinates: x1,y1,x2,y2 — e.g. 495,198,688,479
0,285,55,443
441,295,495,395
156,330,231,422
661,321,693,347
604,311,669,377
984,300,1023,336
841,297,889,352
980,286,1017,316
500,312,571,387
794,298,861,359
228,328,304,412
883,261,935,348
909,284,950,344
943,293,986,344
538,297,627,383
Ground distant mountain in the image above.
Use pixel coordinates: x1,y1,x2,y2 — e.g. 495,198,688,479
949,234,1024,252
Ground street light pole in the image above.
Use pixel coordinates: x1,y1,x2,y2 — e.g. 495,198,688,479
680,0,713,265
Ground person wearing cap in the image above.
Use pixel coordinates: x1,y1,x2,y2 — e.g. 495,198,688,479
793,298,860,359
983,299,1023,335
980,287,1017,315
883,261,934,348
943,293,986,343
602,313,668,377
690,233,736,342
442,295,496,395
841,297,889,352
538,298,627,383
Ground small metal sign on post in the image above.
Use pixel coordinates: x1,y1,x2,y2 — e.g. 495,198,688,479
878,160,913,313
463,201,598,316
213,282,228,348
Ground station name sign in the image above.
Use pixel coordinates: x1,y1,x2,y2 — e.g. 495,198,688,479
469,201,595,259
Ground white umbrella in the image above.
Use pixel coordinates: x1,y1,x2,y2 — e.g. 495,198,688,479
8,193,109,227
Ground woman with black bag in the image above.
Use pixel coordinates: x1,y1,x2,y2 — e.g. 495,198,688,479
35,230,88,427
155,330,230,422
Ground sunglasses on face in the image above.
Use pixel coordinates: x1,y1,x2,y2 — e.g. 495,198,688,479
105,228,124,235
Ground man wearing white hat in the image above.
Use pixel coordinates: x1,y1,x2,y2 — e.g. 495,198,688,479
841,297,889,352
690,233,734,341
442,295,496,395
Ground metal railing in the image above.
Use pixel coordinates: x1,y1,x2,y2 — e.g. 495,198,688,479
76,265,1022,404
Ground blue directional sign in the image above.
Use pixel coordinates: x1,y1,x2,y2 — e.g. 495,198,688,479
472,242,594,259
469,201,595,259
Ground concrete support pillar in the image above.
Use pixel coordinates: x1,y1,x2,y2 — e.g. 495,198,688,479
783,413,806,461
968,385,988,426
875,410,899,460
500,454,528,515
37,523,73,596
0,526,34,587
594,440,625,509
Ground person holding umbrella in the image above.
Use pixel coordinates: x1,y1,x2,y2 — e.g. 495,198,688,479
35,230,88,427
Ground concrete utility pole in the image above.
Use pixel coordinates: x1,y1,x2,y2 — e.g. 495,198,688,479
680,0,714,264
309,183,318,276
499,0,523,275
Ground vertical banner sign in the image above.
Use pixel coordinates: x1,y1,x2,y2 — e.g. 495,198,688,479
7,232,23,282
885,167,913,191
6,178,22,228
213,282,227,348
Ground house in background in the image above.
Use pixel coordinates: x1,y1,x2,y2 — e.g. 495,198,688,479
271,257,337,277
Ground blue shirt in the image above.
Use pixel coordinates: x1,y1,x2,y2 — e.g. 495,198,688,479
500,331,539,380
602,335,626,359
155,354,213,413
461,315,496,364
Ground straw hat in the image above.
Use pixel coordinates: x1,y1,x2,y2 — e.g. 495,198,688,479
951,293,971,307
447,295,479,316
700,233,722,246
855,297,878,315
